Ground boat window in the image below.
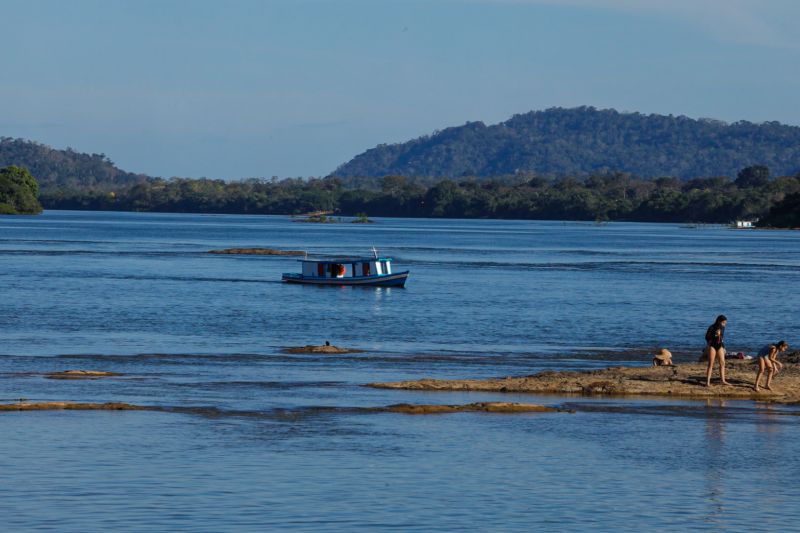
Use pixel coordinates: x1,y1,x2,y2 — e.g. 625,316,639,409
383,261,391,274
317,264,325,277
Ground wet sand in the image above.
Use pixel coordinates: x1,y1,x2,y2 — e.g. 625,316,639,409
369,361,800,403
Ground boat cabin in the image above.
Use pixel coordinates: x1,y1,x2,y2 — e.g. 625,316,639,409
300,257,393,279
282,249,409,287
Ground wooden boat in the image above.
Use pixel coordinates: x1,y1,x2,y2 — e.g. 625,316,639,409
282,250,409,287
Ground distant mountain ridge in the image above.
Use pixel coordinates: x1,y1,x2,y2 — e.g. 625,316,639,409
332,107,800,179
0,137,147,192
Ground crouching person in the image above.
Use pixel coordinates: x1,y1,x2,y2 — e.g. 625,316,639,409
754,341,789,392
652,348,673,367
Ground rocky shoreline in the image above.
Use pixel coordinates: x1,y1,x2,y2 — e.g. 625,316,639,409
369,362,800,403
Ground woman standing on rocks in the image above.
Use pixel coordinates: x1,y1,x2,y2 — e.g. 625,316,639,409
705,315,730,387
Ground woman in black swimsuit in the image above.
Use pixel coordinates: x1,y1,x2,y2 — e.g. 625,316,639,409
705,314,730,387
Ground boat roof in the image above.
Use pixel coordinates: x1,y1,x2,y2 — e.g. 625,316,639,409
299,256,393,263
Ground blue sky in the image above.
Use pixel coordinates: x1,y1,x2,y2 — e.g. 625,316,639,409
2,0,799,178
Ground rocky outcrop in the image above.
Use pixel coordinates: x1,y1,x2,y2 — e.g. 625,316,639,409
283,345,360,354
369,362,800,403
0,402,145,411
45,370,120,379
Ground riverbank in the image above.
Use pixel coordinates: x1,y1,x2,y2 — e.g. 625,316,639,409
369,361,800,403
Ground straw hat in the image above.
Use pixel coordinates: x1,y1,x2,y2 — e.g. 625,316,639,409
654,348,672,361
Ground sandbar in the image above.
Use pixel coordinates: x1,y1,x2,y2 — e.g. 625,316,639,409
369,362,800,403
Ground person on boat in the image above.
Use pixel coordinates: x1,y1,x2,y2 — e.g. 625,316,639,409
754,340,789,392
652,348,673,367
704,315,730,387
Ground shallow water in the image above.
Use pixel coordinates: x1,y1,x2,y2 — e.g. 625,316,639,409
1,211,799,531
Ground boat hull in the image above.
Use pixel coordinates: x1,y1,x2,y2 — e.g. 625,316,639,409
282,271,409,287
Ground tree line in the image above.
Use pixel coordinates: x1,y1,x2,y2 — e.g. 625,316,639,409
38,165,800,226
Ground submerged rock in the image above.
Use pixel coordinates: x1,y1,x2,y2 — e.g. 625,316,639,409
209,248,305,256
0,402,145,411
45,370,121,380
383,402,564,414
283,345,359,354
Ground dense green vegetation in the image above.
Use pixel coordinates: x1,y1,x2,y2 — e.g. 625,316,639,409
0,166,43,214
333,107,800,179
0,137,146,191
759,193,800,228
5,108,800,224
40,167,800,224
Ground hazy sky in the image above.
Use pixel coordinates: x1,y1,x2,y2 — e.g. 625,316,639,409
2,0,799,178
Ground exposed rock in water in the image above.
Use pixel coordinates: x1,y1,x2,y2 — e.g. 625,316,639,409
45,370,121,379
382,402,565,414
0,402,145,411
209,248,305,256
283,345,360,354
369,362,800,403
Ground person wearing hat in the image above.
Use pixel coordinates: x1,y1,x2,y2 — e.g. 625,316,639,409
652,348,673,367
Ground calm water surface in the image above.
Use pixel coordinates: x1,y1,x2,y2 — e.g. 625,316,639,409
1,211,799,531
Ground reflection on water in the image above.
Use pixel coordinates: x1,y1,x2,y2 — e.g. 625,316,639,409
704,399,727,526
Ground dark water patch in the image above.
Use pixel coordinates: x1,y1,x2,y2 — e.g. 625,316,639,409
0,269,278,284
54,352,280,364
400,258,800,273
0,249,205,257
162,404,351,421
0,238,122,245
563,401,800,424
171,380,347,391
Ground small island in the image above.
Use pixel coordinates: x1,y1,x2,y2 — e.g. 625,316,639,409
292,211,340,223
352,212,374,224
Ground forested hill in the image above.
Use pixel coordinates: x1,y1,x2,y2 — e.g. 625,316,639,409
332,107,800,179
0,137,147,191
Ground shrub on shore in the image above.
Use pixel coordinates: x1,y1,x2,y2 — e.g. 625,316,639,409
0,165,42,215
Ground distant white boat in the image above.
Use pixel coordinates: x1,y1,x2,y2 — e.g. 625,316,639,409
733,220,756,229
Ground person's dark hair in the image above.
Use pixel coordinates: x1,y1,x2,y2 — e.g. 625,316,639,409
777,340,788,349
715,314,727,324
